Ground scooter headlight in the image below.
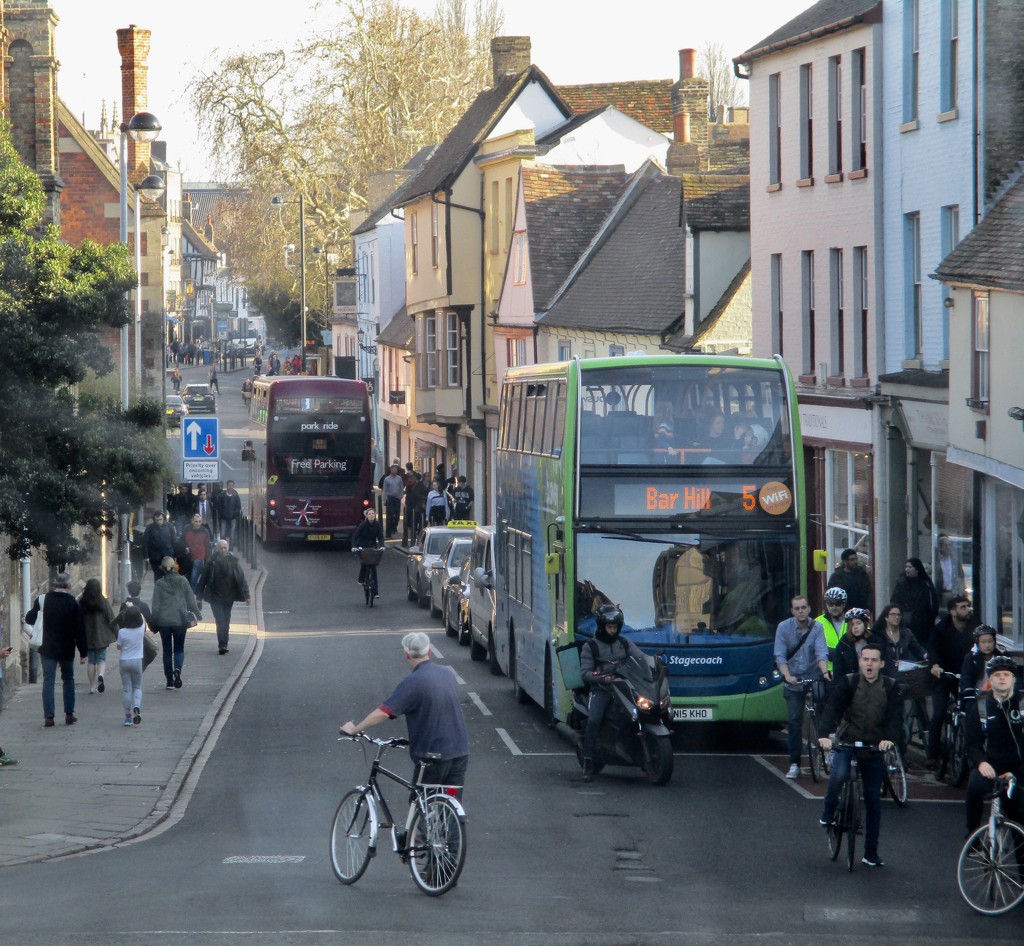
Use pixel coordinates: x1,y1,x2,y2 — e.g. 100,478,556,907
635,696,654,712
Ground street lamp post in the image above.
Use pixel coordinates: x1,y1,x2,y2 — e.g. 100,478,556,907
134,174,165,396
271,193,306,371
118,110,161,598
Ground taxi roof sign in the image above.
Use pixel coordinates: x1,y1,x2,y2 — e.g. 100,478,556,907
443,520,478,528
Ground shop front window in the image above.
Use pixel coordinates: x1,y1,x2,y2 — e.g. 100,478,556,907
992,482,1024,645
825,450,871,567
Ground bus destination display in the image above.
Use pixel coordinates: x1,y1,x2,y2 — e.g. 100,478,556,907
606,479,794,517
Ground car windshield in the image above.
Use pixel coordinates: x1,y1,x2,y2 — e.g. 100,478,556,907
575,531,797,643
166,396,183,406
446,540,472,567
426,533,457,555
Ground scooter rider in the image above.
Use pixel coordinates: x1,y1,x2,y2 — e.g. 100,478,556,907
579,604,645,782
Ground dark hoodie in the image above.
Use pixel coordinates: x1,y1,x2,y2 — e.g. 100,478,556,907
579,624,645,687
890,557,938,647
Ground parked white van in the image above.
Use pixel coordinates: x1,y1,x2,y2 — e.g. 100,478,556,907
467,525,500,673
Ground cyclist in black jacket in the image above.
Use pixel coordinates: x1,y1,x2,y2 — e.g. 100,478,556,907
964,655,1024,833
352,509,384,585
959,625,1004,706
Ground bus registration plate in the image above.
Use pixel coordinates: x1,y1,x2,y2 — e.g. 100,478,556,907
672,707,714,722
306,534,332,541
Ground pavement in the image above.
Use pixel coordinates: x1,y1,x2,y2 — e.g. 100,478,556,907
0,558,265,868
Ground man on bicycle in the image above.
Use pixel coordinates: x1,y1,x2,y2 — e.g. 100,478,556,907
818,641,902,867
964,654,1024,834
925,595,979,769
340,631,469,786
817,587,848,672
774,595,830,779
352,509,384,588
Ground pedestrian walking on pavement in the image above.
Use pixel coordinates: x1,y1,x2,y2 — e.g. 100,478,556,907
209,364,220,394
216,480,242,545
25,572,87,727
0,644,18,765
196,539,250,655
151,556,199,690
141,509,176,576
115,606,146,727
79,578,117,695
181,513,214,590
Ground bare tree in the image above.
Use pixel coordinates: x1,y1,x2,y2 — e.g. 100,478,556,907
698,40,741,122
189,0,503,339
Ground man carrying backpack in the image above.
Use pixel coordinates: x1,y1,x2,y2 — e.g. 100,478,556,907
964,655,1024,834
817,641,902,868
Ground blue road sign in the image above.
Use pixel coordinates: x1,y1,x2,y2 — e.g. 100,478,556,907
182,417,219,460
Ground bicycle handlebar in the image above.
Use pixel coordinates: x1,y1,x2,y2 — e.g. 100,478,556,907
830,741,885,753
338,731,410,750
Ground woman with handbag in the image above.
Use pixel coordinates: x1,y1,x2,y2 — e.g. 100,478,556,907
79,578,117,695
151,556,199,690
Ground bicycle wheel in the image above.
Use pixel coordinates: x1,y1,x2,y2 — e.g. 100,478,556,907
407,796,466,896
957,820,1024,915
948,720,968,787
846,777,861,872
329,790,376,884
803,709,819,783
884,747,908,808
828,782,847,861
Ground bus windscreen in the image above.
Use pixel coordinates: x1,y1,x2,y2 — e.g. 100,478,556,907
269,396,369,483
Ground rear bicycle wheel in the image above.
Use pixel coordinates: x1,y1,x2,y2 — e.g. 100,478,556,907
957,820,1024,915
885,746,908,807
330,790,376,884
803,708,820,783
407,796,466,896
846,777,862,872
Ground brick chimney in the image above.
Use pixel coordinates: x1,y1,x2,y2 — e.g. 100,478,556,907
667,47,710,176
116,24,152,184
491,36,531,85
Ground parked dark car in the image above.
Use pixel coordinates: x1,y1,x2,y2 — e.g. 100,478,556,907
164,394,188,428
181,383,216,414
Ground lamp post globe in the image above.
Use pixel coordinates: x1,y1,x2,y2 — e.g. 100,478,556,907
127,111,162,142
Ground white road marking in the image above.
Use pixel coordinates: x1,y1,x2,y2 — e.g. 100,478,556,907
495,727,522,755
223,855,305,864
451,669,466,684
468,691,491,716
430,643,445,660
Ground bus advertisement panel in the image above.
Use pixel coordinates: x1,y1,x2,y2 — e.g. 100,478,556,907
245,376,374,543
494,355,808,727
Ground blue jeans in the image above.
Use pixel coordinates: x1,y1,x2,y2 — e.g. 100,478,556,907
190,559,205,590
821,748,886,859
784,687,805,764
157,626,187,685
41,656,76,719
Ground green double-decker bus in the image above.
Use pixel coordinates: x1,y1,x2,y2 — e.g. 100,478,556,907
493,354,808,728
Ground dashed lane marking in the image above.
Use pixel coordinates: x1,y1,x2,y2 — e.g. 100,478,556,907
468,691,491,716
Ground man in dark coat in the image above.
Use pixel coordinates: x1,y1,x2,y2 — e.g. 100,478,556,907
25,573,87,726
141,510,176,575
196,539,250,655
827,548,873,611
217,480,243,545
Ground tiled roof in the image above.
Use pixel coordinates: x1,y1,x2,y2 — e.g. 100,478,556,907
539,162,685,333
557,80,674,136
878,368,949,389
386,66,570,209
522,165,630,310
735,0,882,65
683,173,750,230
376,307,414,350
934,165,1024,293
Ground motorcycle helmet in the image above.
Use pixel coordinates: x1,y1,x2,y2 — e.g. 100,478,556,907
844,607,872,625
986,654,1016,675
824,586,848,603
973,624,997,640
595,603,624,631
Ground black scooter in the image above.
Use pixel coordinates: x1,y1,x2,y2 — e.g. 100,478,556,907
570,651,675,785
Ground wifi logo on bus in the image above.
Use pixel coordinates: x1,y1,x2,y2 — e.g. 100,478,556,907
758,482,793,515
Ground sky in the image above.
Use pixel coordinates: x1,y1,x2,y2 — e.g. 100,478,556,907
48,0,812,181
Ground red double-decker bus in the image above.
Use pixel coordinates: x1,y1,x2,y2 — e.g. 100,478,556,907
244,376,374,544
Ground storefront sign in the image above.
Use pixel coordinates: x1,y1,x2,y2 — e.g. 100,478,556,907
798,403,872,447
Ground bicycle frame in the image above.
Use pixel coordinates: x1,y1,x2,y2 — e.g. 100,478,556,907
346,737,466,858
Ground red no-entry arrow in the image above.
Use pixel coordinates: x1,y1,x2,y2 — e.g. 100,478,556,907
204,435,215,455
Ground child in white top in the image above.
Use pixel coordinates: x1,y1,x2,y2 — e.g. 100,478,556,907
116,606,146,726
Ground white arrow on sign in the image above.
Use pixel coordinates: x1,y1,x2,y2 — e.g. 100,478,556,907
185,420,217,457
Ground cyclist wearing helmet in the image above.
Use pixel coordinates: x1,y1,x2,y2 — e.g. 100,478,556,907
578,604,645,782
832,608,873,679
959,625,1004,705
817,587,848,672
925,595,979,768
964,654,1024,833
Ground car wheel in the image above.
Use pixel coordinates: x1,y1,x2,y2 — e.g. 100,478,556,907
416,578,427,609
469,632,485,661
430,588,442,619
443,600,456,637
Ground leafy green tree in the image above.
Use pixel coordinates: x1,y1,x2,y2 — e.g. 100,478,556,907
0,122,172,565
